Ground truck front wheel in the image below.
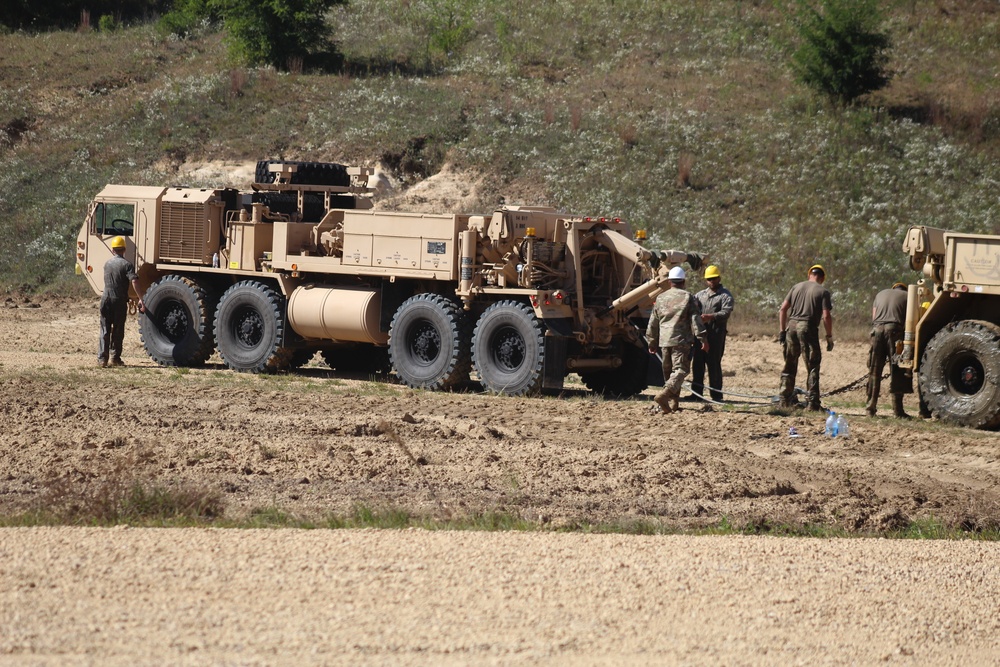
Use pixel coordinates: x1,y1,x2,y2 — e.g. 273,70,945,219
139,275,216,367
389,294,471,390
919,320,1000,429
472,301,545,396
216,281,289,373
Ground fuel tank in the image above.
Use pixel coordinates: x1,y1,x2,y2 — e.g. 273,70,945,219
287,285,388,344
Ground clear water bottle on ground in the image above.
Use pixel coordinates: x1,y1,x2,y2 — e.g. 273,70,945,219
825,411,837,438
835,414,849,439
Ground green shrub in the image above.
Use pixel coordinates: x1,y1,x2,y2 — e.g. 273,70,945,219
790,0,892,105
219,0,346,71
98,15,120,32
157,0,220,38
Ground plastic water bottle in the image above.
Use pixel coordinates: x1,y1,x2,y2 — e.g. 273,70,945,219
825,411,837,438
212,252,220,268
835,414,849,439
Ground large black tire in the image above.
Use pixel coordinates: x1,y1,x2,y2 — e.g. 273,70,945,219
919,320,1000,429
139,275,216,367
215,281,289,373
580,341,651,398
388,294,471,390
321,344,390,375
472,301,545,396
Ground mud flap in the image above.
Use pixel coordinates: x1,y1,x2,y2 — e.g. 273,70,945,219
542,335,567,391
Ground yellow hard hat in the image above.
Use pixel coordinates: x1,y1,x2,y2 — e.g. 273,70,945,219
808,264,825,277
703,265,721,279
110,236,126,249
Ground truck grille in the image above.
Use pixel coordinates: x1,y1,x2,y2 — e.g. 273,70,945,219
159,202,207,263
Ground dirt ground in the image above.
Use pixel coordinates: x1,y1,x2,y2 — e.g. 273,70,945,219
2,293,999,531
4,294,1000,665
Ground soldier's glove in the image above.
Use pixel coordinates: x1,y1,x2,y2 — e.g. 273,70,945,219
778,330,786,346
826,335,834,352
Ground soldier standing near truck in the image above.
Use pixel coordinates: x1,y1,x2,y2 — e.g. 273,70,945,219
690,264,734,402
866,282,911,418
98,236,144,367
777,264,833,411
647,266,709,414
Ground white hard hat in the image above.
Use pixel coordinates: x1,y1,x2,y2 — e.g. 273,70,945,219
668,266,686,281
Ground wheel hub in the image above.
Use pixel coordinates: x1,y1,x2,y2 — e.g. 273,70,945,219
493,327,526,371
409,323,441,365
960,365,980,389
160,304,189,341
235,309,263,347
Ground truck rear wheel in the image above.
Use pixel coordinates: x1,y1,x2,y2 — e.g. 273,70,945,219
472,301,545,396
389,294,471,390
215,281,289,373
139,275,216,367
580,341,650,398
919,320,1000,429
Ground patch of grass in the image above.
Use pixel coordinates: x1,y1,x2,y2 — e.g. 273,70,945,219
5,495,1000,540
20,461,225,526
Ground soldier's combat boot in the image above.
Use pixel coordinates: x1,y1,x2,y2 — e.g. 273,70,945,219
892,393,910,419
653,389,672,415
670,394,680,413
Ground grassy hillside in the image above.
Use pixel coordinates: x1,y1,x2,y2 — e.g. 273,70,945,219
1,0,998,322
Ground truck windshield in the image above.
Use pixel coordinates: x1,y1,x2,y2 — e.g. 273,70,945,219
94,202,136,237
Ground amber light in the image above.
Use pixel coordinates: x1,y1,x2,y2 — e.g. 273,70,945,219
635,230,647,240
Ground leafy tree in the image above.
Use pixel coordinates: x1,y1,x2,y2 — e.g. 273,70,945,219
218,0,346,71
790,0,892,106
157,0,221,38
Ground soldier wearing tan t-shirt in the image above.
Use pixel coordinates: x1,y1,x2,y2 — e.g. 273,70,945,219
777,265,833,410
867,283,911,418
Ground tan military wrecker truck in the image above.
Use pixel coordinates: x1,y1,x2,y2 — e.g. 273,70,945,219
901,226,1000,428
76,160,703,396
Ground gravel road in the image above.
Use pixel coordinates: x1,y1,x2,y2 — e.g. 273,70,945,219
3,527,999,665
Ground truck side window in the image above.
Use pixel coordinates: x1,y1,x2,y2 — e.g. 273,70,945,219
94,202,136,236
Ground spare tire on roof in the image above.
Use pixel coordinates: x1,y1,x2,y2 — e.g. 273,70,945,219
254,160,351,187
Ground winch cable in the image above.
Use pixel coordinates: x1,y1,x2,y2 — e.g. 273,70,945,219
637,322,881,411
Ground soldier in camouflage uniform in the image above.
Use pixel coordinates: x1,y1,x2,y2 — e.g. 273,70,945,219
646,266,709,414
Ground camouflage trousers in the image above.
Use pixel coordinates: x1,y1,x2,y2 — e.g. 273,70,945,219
780,321,821,408
655,343,693,402
866,323,912,412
